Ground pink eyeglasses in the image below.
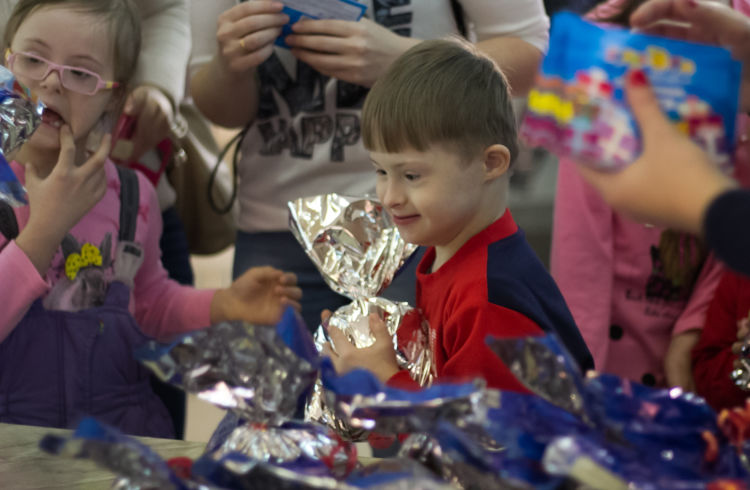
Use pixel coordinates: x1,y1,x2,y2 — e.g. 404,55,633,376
5,50,119,95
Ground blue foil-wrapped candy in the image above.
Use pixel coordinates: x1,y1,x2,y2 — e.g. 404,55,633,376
136,307,317,425
0,66,44,206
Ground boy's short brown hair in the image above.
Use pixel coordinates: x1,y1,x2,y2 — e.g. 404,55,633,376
362,38,518,165
4,0,141,95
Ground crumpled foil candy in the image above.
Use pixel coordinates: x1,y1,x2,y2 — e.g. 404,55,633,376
136,312,318,425
0,65,44,206
288,194,435,440
210,421,358,479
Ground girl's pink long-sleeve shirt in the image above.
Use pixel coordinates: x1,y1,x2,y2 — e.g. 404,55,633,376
551,159,723,386
0,159,214,343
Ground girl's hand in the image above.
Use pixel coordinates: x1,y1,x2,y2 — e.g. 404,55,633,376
216,1,288,74
26,125,110,239
664,329,700,391
321,313,401,382
15,125,110,275
285,18,419,87
210,266,301,325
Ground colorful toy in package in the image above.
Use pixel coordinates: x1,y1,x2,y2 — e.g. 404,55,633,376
520,12,742,173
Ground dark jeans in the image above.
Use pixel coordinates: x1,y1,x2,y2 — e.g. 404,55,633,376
154,206,194,439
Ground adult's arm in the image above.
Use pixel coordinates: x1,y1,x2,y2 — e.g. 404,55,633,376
465,0,549,95
190,0,286,128
132,0,191,105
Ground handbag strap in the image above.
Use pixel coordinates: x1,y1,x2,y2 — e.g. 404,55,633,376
0,199,18,240
0,167,138,242
208,123,250,215
449,0,467,37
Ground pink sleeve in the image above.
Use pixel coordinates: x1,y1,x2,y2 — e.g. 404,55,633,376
672,253,725,336
550,160,614,369
131,173,215,341
0,239,50,342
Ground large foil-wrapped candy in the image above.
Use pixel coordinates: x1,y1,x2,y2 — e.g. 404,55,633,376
289,194,435,439
136,308,318,425
0,65,44,206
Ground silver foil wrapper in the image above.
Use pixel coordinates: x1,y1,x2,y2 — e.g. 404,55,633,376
730,334,750,391
289,194,435,440
0,67,44,156
140,321,317,425
288,194,417,298
0,67,44,206
331,380,489,436
487,336,589,423
214,423,357,478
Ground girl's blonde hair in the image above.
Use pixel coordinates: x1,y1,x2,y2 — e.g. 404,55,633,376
4,0,141,98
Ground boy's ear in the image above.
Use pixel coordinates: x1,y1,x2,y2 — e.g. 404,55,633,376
482,144,511,181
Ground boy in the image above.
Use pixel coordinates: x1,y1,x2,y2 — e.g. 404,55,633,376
323,39,593,391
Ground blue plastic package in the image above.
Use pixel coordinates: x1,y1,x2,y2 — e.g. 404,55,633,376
520,12,742,173
275,0,367,49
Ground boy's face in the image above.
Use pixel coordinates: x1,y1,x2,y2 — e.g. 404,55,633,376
9,6,117,153
371,144,490,254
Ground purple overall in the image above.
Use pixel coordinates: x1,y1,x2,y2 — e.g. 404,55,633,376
0,167,173,438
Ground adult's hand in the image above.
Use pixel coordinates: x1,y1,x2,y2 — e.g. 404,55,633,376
631,0,750,112
576,70,736,234
122,85,174,161
285,17,419,87
216,0,288,74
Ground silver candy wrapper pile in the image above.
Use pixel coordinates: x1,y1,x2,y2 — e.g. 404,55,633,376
288,194,436,439
0,65,44,206
139,321,317,425
137,316,359,477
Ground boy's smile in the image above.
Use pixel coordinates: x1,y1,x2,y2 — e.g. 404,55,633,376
371,143,509,270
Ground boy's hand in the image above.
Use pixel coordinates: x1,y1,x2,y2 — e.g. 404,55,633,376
285,18,419,87
322,313,401,382
664,329,699,391
210,266,301,325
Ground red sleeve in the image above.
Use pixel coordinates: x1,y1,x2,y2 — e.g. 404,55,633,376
692,271,748,411
440,302,543,392
387,370,421,390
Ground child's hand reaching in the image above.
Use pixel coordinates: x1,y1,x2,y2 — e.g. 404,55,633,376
15,125,111,276
210,266,301,326
321,312,401,383
664,329,699,391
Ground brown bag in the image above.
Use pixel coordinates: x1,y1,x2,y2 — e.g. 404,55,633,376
167,103,238,255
